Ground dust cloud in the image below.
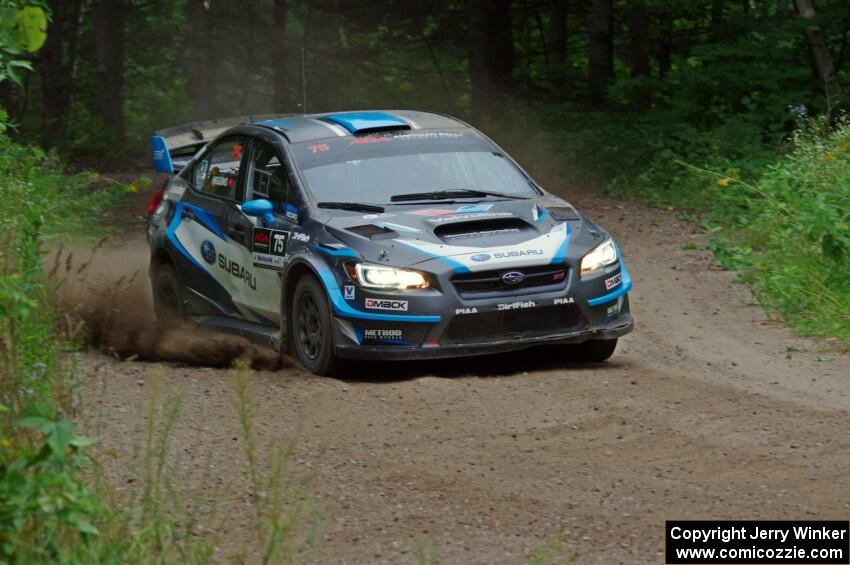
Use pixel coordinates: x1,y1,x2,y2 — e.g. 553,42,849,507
51,238,284,370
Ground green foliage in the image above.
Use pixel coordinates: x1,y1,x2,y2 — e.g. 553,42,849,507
0,406,104,563
0,2,46,85
0,132,314,563
0,132,107,564
731,120,850,340
0,137,124,563
0,137,126,241
566,109,850,343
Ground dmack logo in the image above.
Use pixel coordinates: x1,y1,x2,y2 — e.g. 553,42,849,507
218,255,256,290
365,298,408,312
493,249,544,259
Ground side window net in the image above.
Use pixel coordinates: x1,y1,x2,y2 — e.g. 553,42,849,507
249,143,289,208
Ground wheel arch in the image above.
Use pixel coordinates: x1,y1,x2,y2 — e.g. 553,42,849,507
149,246,177,279
281,257,333,339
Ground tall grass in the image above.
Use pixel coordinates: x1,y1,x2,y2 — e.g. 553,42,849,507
0,136,314,562
651,118,850,342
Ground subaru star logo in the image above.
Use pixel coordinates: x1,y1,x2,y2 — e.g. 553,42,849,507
200,240,216,264
501,271,525,285
471,253,491,262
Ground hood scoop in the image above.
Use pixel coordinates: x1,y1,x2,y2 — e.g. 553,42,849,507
547,206,581,221
346,224,398,240
434,217,532,242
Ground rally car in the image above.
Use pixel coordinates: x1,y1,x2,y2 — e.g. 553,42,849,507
147,110,633,375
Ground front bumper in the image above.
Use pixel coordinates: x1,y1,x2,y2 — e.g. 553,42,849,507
334,314,633,360
327,258,633,360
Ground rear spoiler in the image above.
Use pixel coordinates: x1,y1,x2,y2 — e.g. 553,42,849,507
151,113,292,174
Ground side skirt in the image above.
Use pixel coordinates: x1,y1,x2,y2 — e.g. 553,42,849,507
192,315,281,351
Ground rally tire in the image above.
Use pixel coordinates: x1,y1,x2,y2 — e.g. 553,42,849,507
567,338,618,362
290,275,339,376
153,263,186,323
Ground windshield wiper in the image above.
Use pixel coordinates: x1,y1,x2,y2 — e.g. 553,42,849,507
390,189,529,202
317,202,385,213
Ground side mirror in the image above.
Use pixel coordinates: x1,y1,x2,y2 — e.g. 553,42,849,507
241,198,275,226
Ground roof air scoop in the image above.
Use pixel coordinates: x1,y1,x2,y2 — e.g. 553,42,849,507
326,112,411,134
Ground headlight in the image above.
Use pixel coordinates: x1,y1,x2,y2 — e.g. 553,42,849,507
580,238,618,274
347,263,430,290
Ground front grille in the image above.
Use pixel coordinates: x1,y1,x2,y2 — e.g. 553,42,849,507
443,305,584,344
451,265,568,297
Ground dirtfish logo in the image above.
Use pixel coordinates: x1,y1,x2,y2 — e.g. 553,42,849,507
497,300,536,311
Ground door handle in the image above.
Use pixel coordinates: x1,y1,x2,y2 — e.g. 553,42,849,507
228,224,246,241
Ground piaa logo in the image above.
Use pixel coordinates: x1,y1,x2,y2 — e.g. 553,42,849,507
200,240,216,264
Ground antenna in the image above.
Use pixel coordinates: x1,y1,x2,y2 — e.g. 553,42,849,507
301,47,307,114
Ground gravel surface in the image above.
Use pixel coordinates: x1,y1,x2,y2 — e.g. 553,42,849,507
75,191,850,564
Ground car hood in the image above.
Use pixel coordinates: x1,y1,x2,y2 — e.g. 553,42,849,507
320,197,603,271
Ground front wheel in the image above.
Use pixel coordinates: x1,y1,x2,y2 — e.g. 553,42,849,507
290,275,339,376
565,338,618,362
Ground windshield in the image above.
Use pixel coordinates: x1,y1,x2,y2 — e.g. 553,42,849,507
290,131,537,204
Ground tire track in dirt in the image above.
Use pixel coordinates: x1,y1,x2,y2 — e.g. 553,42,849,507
75,192,850,564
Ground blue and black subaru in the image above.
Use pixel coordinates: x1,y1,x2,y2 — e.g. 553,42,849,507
147,110,633,375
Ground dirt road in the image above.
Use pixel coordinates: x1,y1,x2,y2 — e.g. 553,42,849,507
77,192,850,564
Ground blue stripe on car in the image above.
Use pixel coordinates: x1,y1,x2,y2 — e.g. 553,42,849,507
393,240,470,273
549,223,572,265
166,202,209,273
587,263,632,306
255,119,292,128
315,268,441,323
310,243,360,258
166,202,234,311
183,202,228,240
536,205,549,222
326,112,408,134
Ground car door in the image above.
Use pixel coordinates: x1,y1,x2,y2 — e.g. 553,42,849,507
222,138,303,325
176,136,250,316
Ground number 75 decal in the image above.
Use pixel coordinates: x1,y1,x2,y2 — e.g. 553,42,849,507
251,227,290,270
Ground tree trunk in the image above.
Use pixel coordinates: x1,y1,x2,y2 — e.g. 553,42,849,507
273,0,289,111
244,0,256,106
413,5,454,111
793,0,841,109
587,0,614,110
0,75,21,126
489,0,514,91
467,0,514,120
40,0,82,145
628,0,650,78
92,0,126,144
548,0,568,101
467,0,492,119
187,0,213,120
656,2,673,78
